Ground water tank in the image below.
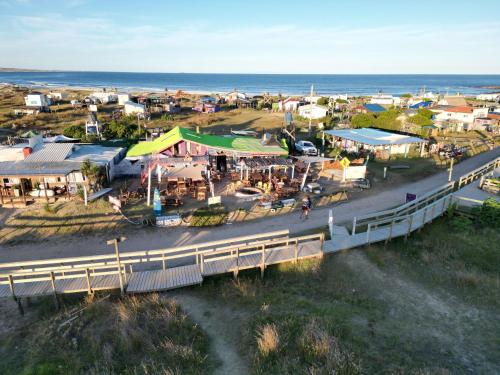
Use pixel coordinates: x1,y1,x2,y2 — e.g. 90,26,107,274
23,147,32,158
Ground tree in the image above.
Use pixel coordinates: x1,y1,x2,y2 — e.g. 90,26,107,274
400,93,412,98
316,97,329,106
417,108,433,119
351,113,375,128
374,109,402,131
105,115,140,139
408,114,433,127
63,124,85,139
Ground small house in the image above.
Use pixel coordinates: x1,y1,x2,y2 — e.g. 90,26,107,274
48,92,68,101
369,94,401,106
433,106,489,131
24,92,50,109
124,101,146,116
118,93,130,105
278,98,302,111
193,101,220,113
298,104,328,119
85,113,102,136
325,128,427,158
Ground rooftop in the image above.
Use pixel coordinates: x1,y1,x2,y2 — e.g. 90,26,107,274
324,128,427,146
24,143,74,162
127,126,288,157
363,104,386,113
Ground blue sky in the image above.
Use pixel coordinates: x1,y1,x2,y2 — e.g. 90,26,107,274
0,0,499,73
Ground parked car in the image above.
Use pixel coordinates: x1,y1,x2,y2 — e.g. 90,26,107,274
295,140,318,156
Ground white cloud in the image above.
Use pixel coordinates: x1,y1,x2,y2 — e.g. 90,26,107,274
1,13,499,73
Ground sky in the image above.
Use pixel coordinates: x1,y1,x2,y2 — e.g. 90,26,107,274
0,0,499,74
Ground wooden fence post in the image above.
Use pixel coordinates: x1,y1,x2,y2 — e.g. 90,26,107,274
200,254,204,274
50,271,60,310
294,239,299,263
233,247,239,279
385,220,395,245
162,253,166,270
352,217,357,235
320,233,325,257
8,275,24,315
260,245,265,278
85,268,92,294
405,215,413,241
366,224,371,245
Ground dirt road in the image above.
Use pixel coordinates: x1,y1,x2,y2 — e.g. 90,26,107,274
0,147,498,263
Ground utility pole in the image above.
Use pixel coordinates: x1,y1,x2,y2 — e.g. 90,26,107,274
308,84,313,134
448,158,454,182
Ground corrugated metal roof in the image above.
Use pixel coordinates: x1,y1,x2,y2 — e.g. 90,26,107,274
67,145,123,164
324,128,427,146
363,104,386,113
0,161,81,176
24,143,74,162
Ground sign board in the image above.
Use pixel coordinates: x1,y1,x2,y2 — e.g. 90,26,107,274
406,193,417,203
156,215,182,227
208,195,221,205
340,157,350,169
108,195,121,209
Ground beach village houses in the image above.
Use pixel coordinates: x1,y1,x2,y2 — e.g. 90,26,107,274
24,92,51,111
432,105,489,132
298,104,328,119
0,136,125,203
369,94,401,107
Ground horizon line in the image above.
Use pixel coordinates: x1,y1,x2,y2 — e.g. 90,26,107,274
2,68,500,76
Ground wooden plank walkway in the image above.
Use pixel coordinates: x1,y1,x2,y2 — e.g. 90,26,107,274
126,265,203,294
0,231,324,301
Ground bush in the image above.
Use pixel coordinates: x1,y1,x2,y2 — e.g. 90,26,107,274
63,124,85,139
256,323,280,357
474,198,500,228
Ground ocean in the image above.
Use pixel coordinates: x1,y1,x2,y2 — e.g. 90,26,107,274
1,72,499,96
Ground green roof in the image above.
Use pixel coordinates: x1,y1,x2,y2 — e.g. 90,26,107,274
127,127,288,157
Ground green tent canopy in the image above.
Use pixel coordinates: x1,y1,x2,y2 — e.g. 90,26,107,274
127,127,288,157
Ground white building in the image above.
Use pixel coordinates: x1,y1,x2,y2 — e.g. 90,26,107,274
278,98,301,111
330,94,349,101
303,95,323,104
476,93,500,101
298,104,328,119
369,94,401,106
118,93,130,105
24,93,50,108
434,106,489,131
124,101,146,115
91,91,118,104
325,128,427,157
48,92,68,101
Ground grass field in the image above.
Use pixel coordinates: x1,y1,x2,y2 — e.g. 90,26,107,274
0,294,213,375
190,213,500,374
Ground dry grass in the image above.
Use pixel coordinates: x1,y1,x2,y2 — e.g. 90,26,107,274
256,323,280,356
0,294,213,375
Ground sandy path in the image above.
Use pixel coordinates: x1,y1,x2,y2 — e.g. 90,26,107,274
172,292,250,375
0,147,498,263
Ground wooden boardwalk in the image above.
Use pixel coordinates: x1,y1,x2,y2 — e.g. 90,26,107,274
0,230,325,301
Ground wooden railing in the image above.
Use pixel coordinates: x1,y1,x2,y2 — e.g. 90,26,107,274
351,182,455,234
0,230,325,300
457,156,499,188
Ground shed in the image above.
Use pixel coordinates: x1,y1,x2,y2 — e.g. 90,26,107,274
324,128,427,157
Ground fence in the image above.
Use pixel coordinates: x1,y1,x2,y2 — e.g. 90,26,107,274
0,230,325,302
351,182,455,234
327,194,454,252
457,157,499,188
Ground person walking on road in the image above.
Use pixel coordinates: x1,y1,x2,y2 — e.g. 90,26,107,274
300,196,312,220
